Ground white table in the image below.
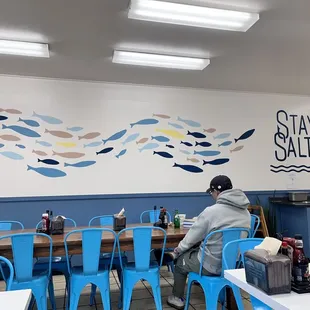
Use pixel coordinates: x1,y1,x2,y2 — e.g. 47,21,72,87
0,289,32,310
225,269,310,310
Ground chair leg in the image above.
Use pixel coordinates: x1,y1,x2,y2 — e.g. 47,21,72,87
89,284,97,306
69,281,84,310
203,285,220,310
151,284,162,310
122,280,135,310
184,279,193,310
32,285,48,310
48,277,56,310
97,279,111,310
231,284,245,310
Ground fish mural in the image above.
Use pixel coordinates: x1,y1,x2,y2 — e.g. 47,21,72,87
177,117,201,128
36,140,52,147
122,133,140,145
2,124,41,138
52,151,85,159
180,149,191,155
187,157,199,163
230,145,244,153
234,129,255,143
153,151,173,159
16,144,26,149
64,161,96,168
0,109,22,114
166,144,175,149
18,118,40,127
139,143,159,152
168,122,183,129
0,144,4,148
214,133,231,140
194,150,221,157
96,147,114,155
33,150,48,156
0,115,8,121
84,141,102,148
203,128,216,133
103,129,127,144
130,118,159,128
38,158,60,165
203,158,230,166
173,163,203,173
67,126,83,132
195,141,212,147
56,142,77,148
187,131,206,139
155,129,184,139
78,132,101,140
136,138,148,144
0,151,24,160
218,141,232,147
181,141,193,147
33,112,63,124
0,135,20,141
153,114,170,119
45,129,73,139
151,136,170,143
116,149,127,159
27,165,66,178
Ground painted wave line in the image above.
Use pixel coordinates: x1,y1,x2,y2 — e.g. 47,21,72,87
270,165,310,169
270,169,310,173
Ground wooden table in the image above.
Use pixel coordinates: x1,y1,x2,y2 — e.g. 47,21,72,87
0,289,32,310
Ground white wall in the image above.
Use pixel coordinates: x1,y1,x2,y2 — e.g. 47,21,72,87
0,75,309,197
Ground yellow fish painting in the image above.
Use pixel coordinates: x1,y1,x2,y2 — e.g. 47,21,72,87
56,142,77,148
155,129,185,140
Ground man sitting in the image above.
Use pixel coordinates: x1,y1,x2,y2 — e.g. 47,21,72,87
167,175,251,309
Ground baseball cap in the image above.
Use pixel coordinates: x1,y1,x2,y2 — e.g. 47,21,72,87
206,175,233,193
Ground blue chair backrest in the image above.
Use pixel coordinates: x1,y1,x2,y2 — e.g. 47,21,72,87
0,233,52,282
250,214,260,237
0,256,14,290
0,221,24,231
117,226,167,272
64,228,117,276
36,217,76,229
88,215,114,227
199,228,250,276
140,210,172,224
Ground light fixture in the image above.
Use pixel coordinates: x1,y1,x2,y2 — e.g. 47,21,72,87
128,0,259,32
0,40,49,58
112,50,210,70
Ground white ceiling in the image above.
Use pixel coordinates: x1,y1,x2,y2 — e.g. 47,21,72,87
0,0,310,95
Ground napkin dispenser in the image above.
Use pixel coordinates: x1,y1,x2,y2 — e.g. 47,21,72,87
50,216,65,235
113,215,126,231
244,249,291,295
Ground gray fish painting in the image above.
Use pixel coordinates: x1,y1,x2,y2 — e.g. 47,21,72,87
84,141,102,148
52,151,85,159
195,141,212,147
173,163,203,173
177,117,201,128
180,149,191,155
203,128,216,133
96,147,114,155
136,138,148,144
33,112,63,124
3,124,41,138
139,143,159,152
0,115,8,121
234,129,255,143
0,108,22,114
38,158,59,165
153,151,173,159
64,161,96,168
203,158,230,166
122,133,140,145
0,135,20,141
67,126,83,132
78,132,101,140
218,141,232,147
15,144,26,149
18,118,40,127
0,151,24,160
187,157,199,163
116,149,127,159
33,150,48,156
36,140,52,147
153,113,170,119
214,133,231,140
230,145,244,153
187,131,206,139
194,150,221,157
103,129,127,144
130,118,159,128
45,129,73,139
168,122,183,129
27,165,66,178
151,136,170,143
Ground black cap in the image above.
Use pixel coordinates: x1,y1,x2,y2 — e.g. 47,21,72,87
206,175,233,194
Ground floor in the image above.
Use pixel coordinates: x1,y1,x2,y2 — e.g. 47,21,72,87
0,268,253,309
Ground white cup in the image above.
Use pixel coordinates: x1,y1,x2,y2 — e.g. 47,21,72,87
178,214,186,225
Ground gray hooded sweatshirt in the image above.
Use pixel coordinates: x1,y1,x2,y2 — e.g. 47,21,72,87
178,189,251,275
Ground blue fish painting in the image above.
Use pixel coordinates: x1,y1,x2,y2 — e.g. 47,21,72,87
102,129,127,144
168,122,183,129
218,141,232,147
122,133,140,145
180,149,191,155
33,112,63,125
203,158,230,166
177,117,201,128
96,147,114,155
0,144,4,148
15,144,26,149
181,141,193,147
0,151,24,160
84,141,102,148
139,143,159,152
194,150,221,157
214,133,231,140
130,118,159,128
38,158,60,165
173,163,203,173
234,129,255,143
195,141,212,147
2,124,41,138
166,144,175,149
18,118,40,127
67,126,83,132
116,149,127,159
151,136,170,143
187,131,206,139
153,151,173,159
27,165,66,178
36,140,52,147
0,115,8,121
64,161,96,168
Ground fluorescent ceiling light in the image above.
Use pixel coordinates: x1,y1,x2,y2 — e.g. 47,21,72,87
128,0,259,32
112,50,210,70
0,40,49,58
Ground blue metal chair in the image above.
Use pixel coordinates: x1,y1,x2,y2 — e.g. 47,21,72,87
88,215,127,306
223,238,272,310
64,228,117,310
250,214,261,237
184,228,250,310
0,221,24,230
118,226,167,310
0,233,56,310
0,256,14,290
